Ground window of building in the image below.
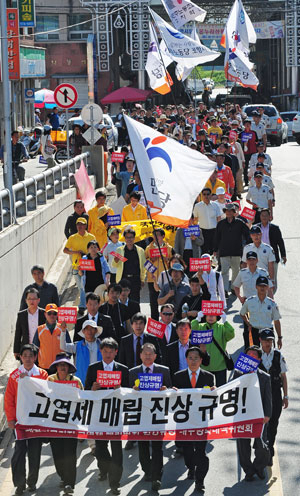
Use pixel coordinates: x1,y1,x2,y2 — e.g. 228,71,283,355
36,15,59,41
68,14,93,40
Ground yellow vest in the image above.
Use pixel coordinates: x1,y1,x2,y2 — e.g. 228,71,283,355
88,204,114,248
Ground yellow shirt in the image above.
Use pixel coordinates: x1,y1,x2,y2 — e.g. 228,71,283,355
88,204,114,249
65,231,96,269
122,203,147,223
145,241,173,283
199,178,226,201
207,125,223,144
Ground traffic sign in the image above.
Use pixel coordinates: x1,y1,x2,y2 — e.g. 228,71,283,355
54,83,78,109
81,103,103,126
82,126,101,145
25,88,35,103
210,40,218,50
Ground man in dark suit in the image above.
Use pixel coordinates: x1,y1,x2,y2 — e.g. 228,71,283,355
235,345,272,482
14,288,45,358
258,209,287,292
85,337,129,496
174,347,215,493
129,342,172,492
19,265,59,311
159,304,178,364
166,319,210,379
119,278,141,320
118,313,161,369
74,292,116,342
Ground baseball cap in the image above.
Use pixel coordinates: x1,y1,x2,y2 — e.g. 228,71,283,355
256,163,265,168
216,186,225,195
45,303,58,313
250,225,262,234
246,251,258,259
78,319,103,338
76,217,87,225
259,328,275,340
258,153,266,158
256,276,269,286
171,263,184,273
231,120,239,125
257,142,264,147
254,171,263,178
244,119,251,124
223,203,236,212
252,111,260,117
108,227,121,237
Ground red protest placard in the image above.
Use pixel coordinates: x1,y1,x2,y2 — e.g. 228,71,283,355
229,130,238,141
146,318,166,339
241,207,256,221
54,381,80,388
97,371,122,387
111,152,126,163
149,247,168,258
79,259,96,271
57,307,78,324
201,300,224,315
111,251,128,262
224,193,232,201
189,258,211,272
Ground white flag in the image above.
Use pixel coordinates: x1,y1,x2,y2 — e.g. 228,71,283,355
175,24,200,81
145,23,173,95
161,0,206,30
124,115,216,227
224,41,259,90
150,9,220,70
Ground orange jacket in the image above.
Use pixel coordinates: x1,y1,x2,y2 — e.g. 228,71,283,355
37,323,63,370
4,367,48,422
217,166,235,193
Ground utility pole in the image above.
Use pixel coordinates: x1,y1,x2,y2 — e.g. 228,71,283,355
0,1,13,204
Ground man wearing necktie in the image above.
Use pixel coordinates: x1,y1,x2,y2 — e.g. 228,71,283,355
174,347,215,494
129,343,172,492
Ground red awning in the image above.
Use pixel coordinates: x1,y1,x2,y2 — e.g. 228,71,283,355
101,86,152,104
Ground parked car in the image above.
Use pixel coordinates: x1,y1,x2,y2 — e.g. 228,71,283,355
292,111,300,144
281,111,298,138
215,93,252,107
242,104,288,146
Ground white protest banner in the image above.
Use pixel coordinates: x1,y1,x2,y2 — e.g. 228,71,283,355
124,116,216,227
161,0,206,30
16,375,264,441
150,9,220,70
146,23,173,95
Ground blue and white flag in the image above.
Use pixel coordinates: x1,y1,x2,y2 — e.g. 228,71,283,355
161,0,206,30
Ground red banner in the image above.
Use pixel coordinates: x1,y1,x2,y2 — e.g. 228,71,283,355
229,130,238,141
5,9,20,80
189,258,211,272
201,300,224,315
111,152,126,163
146,318,166,339
111,251,128,262
57,307,77,324
97,371,122,387
79,259,96,271
241,207,256,221
54,381,80,388
149,247,168,258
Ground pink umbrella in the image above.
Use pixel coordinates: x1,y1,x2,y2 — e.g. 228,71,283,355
35,88,56,109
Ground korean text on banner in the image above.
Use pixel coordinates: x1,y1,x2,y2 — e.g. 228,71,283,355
15,374,264,441
74,161,95,211
138,373,163,390
161,0,206,30
146,318,166,339
191,330,213,345
124,116,216,227
144,260,157,274
57,307,77,324
241,207,256,221
149,247,168,258
111,252,128,262
111,152,126,163
202,301,224,315
79,259,96,271
6,9,20,80
97,371,122,387
189,258,211,272
183,225,201,237
235,353,260,373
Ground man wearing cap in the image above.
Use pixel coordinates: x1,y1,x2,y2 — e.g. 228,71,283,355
249,163,275,200
88,190,114,249
64,199,89,238
213,203,251,297
193,188,222,255
242,225,275,283
60,319,103,385
246,171,273,223
240,276,282,348
251,111,267,149
213,186,227,219
239,120,258,186
197,129,213,154
157,263,191,314
259,328,288,466
122,191,147,222
63,217,96,313
234,345,272,482
234,250,273,303
249,142,272,173
32,304,71,372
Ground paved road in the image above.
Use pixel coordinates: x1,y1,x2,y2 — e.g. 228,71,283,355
0,141,299,495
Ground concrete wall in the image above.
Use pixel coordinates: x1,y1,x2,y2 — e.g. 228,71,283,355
0,188,78,362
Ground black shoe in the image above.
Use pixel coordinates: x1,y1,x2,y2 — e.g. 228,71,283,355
110,487,121,495
256,468,265,480
151,480,161,492
125,440,135,450
195,481,205,493
27,486,36,492
78,308,85,316
15,488,25,496
98,473,108,481
63,486,74,495
187,469,195,480
245,473,255,482
143,473,152,482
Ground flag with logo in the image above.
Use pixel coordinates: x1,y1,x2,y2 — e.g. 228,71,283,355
124,116,216,227
150,9,220,71
175,24,200,81
161,0,206,30
145,23,173,95
221,0,258,89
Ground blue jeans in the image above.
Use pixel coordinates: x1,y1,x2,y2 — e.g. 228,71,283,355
72,269,86,309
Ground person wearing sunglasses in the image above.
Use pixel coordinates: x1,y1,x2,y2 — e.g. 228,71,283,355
159,304,178,364
32,304,71,373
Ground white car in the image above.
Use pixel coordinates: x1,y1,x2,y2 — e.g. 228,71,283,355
281,111,298,138
292,112,300,144
242,104,288,146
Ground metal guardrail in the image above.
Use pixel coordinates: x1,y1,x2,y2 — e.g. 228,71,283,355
0,152,90,232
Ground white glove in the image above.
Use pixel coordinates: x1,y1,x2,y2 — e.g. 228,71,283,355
221,312,227,324
197,311,204,322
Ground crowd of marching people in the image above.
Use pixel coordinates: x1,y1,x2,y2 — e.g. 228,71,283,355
5,100,289,496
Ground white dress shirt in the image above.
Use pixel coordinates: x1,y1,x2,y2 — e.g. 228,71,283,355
102,360,115,371
188,367,200,383
142,364,154,373
261,349,287,373
28,309,39,344
193,201,221,229
19,364,40,377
